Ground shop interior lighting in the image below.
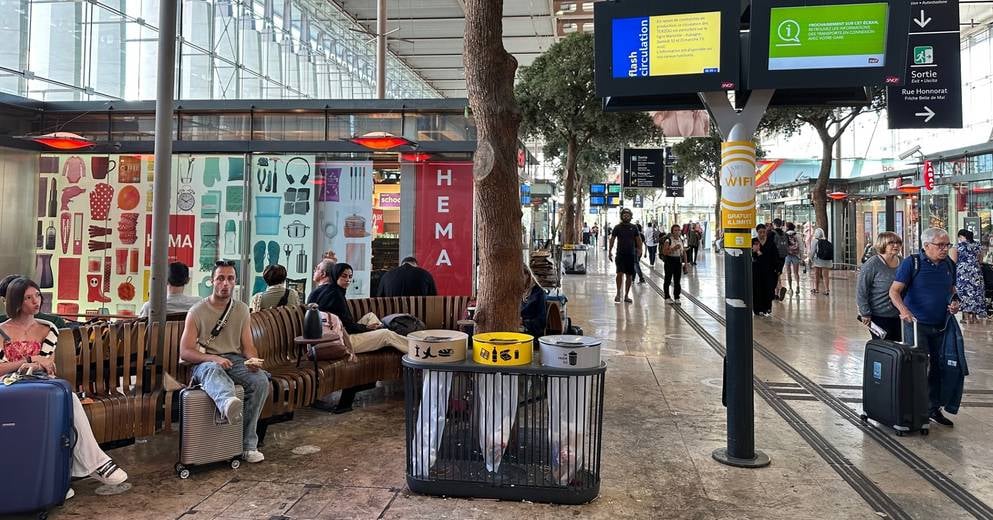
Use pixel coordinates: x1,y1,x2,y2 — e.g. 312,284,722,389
897,183,922,194
348,131,416,151
23,132,96,150
827,191,848,200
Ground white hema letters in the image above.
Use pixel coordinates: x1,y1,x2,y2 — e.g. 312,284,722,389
434,169,453,267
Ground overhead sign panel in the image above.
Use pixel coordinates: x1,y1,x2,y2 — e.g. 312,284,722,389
595,0,741,97
622,148,664,188
748,0,910,90
886,0,962,129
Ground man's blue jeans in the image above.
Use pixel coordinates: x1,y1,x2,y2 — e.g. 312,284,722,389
904,321,946,414
191,353,270,451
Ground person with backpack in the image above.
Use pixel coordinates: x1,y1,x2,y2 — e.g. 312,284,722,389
783,222,803,295
685,223,703,266
770,218,789,300
644,222,661,267
888,227,962,427
809,227,833,295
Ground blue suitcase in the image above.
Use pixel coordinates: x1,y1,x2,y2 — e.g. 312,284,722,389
0,378,75,518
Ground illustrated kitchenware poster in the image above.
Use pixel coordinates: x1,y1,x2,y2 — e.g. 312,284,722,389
249,155,315,299
36,154,152,317
164,155,249,300
316,160,373,298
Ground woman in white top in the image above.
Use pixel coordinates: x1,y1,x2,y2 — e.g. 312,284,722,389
808,227,833,295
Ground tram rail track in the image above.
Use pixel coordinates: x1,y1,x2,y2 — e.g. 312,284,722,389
671,283,993,519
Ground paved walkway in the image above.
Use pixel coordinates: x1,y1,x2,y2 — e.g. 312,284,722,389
41,249,993,519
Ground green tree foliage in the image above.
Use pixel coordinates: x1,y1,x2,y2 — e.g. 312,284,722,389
760,91,885,234
516,33,659,243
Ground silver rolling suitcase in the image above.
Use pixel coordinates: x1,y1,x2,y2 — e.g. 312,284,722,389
176,386,244,478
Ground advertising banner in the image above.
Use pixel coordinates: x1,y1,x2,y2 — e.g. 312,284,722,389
316,161,374,298
720,141,757,248
415,162,474,296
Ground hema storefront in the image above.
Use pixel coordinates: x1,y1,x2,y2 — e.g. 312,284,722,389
0,97,478,319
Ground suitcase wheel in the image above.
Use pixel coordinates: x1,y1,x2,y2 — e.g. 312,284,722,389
177,464,191,479
895,431,905,437
859,414,868,422
230,458,241,469
39,512,48,520
921,429,929,437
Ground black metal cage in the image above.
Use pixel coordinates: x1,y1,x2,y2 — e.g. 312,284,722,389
402,358,606,505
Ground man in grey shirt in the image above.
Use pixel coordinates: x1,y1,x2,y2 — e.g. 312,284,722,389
139,262,202,317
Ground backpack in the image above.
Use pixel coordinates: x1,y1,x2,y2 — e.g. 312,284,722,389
773,229,789,258
815,239,834,261
787,233,800,257
381,313,426,336
909,253,955,285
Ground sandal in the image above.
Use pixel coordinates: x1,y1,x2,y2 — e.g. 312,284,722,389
614,296,621,303
811,289,818,294
624,298,633,303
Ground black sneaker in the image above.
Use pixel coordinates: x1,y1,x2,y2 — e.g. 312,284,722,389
930,410,954,427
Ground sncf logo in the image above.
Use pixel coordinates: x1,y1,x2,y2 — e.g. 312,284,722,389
885,76,901,84
721,81,736,90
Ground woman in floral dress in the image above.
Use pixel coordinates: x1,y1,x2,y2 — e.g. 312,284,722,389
949,229,987,323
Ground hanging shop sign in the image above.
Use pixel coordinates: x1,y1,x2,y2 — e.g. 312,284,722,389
594,0,741,97
622,148,664,188
415,162,475,296
887,0,962,129
923,160,935,190
720,141,757,248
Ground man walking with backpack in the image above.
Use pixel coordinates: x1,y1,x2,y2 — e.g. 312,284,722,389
771,218,790,300
810,228,834,295
889,228,962,427
783,222,803,295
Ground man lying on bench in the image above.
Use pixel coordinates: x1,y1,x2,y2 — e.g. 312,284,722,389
179,260,270,464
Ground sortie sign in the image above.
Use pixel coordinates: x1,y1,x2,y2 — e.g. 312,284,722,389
887,0,962,129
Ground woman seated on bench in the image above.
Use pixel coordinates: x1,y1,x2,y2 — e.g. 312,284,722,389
321,263,408,354
0,277,128,499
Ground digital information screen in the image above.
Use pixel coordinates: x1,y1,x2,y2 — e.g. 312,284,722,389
590,183,606,195
768,3,888,71
590,195,607,207
607,184,622,195
611,12,722,78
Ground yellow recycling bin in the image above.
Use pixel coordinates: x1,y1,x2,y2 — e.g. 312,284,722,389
472,332,533,366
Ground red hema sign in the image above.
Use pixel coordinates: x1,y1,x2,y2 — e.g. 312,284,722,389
415,163,474,296
923,160,935,191
145,214,195,267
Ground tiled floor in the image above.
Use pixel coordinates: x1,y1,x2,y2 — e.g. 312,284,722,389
36,248,993,519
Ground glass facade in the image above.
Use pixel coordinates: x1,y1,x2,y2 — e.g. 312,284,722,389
0,0,439,101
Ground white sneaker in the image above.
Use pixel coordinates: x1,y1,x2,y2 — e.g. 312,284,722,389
243,450,265,464
65,488,75,500
91,460,128,485
223,397,243,423
673,298,681,304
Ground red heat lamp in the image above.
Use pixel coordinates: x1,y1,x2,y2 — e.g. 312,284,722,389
827,191,848,200
348,131,415,151
400,152,432,163
897,183,921,194
28,132,95,150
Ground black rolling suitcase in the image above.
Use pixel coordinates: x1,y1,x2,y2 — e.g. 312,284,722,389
861,322,929,436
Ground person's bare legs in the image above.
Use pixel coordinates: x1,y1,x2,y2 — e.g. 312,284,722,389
624,274,633,302
824,268,831,295
811,267,821,293
615,273,623,302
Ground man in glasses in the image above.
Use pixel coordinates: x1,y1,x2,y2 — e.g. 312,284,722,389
890,228,961,427
180,260,270,463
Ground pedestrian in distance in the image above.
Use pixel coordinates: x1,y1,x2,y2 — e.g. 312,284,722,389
645,222,661,267
889,227,962,427
661,224,689,303
685,223,703,266
783,222,803,295
856,232,904,341
809,228,833,295
948,229,987,324
634,223,648,284
608,209,643,304
770,218,789,300
752,224,779,316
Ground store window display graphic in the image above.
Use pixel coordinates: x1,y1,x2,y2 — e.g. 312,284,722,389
316,161,375,298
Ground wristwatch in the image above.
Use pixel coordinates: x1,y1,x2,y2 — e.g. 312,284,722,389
26,356,32,363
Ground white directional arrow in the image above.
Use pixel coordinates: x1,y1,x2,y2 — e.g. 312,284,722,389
914,9,932,28
915,106,936,122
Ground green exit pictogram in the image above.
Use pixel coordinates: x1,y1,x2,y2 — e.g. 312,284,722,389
914,46,934,65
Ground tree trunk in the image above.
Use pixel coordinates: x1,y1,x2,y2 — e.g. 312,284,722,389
561,135,579,244
464,0,527,334
813,132,833,235
575,179,586,239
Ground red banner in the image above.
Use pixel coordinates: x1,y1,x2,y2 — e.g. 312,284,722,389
145,214,196,267
415,162,474,296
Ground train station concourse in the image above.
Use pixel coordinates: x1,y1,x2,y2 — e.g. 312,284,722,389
1,0,993,519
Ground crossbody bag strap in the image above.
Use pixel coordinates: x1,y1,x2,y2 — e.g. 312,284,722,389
278,288,291,307
197,298,234,352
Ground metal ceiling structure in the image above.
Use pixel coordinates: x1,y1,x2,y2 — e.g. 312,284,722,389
334,0,597,98
332,0,992,99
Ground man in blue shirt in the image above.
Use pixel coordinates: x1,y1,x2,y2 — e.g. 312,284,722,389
889,228,961,427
